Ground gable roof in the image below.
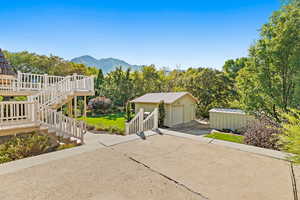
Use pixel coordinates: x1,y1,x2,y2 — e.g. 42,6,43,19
131,92,198,104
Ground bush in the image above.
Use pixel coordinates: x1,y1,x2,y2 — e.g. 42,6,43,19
125,102,133,122
244,115,282,150
56,143,78,151
86,124,95,131
0,133,53,164
158,101,165,127
279,109,300,163
88,96,112,114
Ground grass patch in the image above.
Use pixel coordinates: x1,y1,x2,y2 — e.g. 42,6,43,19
205,131,244,144
78,112,126,134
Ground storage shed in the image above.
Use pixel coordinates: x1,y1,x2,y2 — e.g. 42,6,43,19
131,92,198,127
209,108,253,131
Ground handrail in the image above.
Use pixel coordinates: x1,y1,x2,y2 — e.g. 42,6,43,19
125,108,158,135
0,101,38,127
0,72,94,143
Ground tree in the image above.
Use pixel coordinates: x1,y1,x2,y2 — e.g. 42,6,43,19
237,3,300,121
223,57,248,81
279,109,300,163
95,69,104,96
125,101,132,122
158,101,166,127
178,68,235,118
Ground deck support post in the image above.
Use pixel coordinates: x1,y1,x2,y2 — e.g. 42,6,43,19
74,96,77,118
83,96,87,118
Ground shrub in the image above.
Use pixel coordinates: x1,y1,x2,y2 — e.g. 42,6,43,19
88,96,112,113
86,124,95,131
244,115,282,150
158,101,166,128
56,143,78,151
0,133,53,164
125,102,133,122
279,109,300,163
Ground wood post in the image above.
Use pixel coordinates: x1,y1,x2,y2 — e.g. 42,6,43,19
74,96,77,118
83,96,87,118
139,108,144,133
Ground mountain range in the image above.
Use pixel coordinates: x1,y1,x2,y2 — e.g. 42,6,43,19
71,55,141,74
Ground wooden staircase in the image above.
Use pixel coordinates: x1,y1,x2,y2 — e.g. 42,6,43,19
0,72,94,143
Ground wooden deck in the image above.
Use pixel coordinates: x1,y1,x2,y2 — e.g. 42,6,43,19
0,121,40,136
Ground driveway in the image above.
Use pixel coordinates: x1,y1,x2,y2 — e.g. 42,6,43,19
0,133,296,200
168,120,212,135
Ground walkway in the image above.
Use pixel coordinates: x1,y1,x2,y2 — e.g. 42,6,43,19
0,130,297,200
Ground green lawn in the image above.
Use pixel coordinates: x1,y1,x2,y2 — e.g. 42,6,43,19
205,131,244,144
78,112,126,132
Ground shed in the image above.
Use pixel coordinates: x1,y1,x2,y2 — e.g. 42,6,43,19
131,92,198,127
209,108,254,131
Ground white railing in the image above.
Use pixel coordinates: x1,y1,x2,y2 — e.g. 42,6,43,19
0,72,94,143
0,101,38,127
17,72,64,91
39,106,86,142
143,108,158,131
0,76,17,91
126,108,144,135
125,108,158,135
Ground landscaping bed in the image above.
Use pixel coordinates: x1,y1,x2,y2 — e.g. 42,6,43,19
78,112,126,135
0,132,79,164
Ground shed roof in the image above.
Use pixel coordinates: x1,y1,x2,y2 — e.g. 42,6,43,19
0,49,16,76
131,92,198,104
209,108,246,115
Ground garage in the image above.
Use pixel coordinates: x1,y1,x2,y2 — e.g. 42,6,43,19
131,92,198,127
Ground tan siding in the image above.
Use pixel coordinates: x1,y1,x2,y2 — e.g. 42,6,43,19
209,112,254,131
134,94,197,127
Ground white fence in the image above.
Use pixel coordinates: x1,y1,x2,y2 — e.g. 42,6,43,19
126,108,158,135
0,101,38,126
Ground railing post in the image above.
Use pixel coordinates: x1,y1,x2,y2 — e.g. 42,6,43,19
17,71,21,90
44,74,48,88
73,73,78,90
154,108,158,130
139,108,144,133
125,122,129,135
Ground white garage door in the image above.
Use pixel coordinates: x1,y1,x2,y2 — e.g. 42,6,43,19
172,105,184,125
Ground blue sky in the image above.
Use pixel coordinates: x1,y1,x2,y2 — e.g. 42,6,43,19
0,0,280,69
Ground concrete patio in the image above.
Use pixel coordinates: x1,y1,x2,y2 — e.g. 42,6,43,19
0,130,297,200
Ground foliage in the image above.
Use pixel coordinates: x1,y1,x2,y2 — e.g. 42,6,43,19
95,69,104,96
279,109,300,163
56,143,78,151
158,101,166,127
88,96,112,113
205,131,244,144
3,50,97,76
223,57,248,81
237,3,300,121
0,133,53,164
244,116,282,150
179,68,235,117
125,101,133,122
102,67,133,107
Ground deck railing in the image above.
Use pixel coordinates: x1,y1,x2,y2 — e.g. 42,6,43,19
0,72,94,143
0,101,38,126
